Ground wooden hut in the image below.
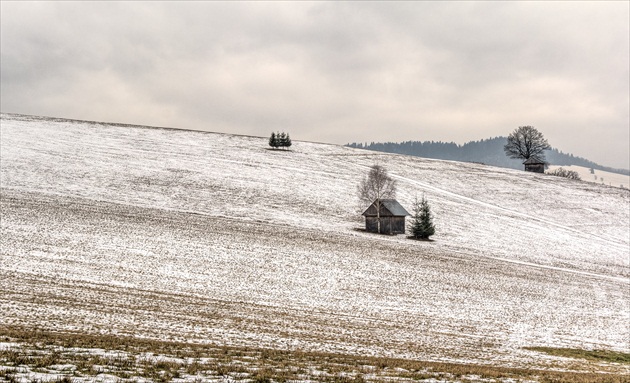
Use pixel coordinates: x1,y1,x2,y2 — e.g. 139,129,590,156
362,199,410,234
523,157,545,173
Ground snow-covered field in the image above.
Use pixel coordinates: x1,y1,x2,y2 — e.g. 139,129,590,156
1,113,629,372
547,164,629,189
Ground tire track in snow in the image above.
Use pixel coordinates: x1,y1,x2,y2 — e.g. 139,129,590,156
394,172,627,250
440,244,630,284
343,161,629,280
205,156,629,278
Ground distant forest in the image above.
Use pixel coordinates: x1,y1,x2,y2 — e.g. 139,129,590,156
346,137,629,176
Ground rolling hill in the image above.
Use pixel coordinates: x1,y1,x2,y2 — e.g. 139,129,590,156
1,113,628,377
347,138,630,176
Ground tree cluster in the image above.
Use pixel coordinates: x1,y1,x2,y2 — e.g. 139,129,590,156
547,167,581,180
409,195,435,240
269,132,292,149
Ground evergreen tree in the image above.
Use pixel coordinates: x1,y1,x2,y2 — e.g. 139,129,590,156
410,195,435,240
278,132,287,149
268,131,292,150
410,197,422,238
269,132,279,149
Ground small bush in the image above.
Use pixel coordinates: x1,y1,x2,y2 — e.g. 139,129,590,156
547,167,581,180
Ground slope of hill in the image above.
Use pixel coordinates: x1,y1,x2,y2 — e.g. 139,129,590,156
1,113,629,373
347,138,630,176
547,165,630,189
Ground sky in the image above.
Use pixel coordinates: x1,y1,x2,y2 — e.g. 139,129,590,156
1,2,629,169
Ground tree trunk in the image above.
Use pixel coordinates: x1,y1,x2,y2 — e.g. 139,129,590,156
376,199,381,234
376,199,383,234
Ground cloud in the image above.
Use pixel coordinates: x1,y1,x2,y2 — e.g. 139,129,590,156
1,1,628,168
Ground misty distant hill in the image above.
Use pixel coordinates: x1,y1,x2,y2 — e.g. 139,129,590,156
347,137,630,176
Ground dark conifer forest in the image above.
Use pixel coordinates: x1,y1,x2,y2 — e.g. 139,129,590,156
347,137,629,175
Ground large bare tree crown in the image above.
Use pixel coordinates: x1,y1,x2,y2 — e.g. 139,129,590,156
357,164,397,208
504,126,551,162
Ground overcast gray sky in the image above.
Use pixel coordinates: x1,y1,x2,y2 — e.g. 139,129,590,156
2,1,628,169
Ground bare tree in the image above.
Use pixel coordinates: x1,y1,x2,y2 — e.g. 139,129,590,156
504,126,551,163
358,164,397,234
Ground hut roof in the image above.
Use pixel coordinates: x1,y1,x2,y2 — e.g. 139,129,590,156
362,199,410,217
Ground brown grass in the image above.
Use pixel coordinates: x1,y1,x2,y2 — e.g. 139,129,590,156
1,326,629,383
525,347,630,364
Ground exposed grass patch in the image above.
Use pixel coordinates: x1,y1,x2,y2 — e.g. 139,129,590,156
525,347,630,364
1,326,629,382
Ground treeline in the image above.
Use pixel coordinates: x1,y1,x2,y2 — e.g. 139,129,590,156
346,137,629,176
269,132,292,149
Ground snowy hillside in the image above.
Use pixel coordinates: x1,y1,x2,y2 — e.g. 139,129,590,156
547,164,630,189
1,113,628,369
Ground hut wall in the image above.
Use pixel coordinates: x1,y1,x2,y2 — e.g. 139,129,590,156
390,216,406,234
525,164,545,173
365,216,406,234
365,217,379,233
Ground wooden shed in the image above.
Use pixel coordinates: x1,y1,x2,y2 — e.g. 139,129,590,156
523,157,546,173
362,199,410,234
